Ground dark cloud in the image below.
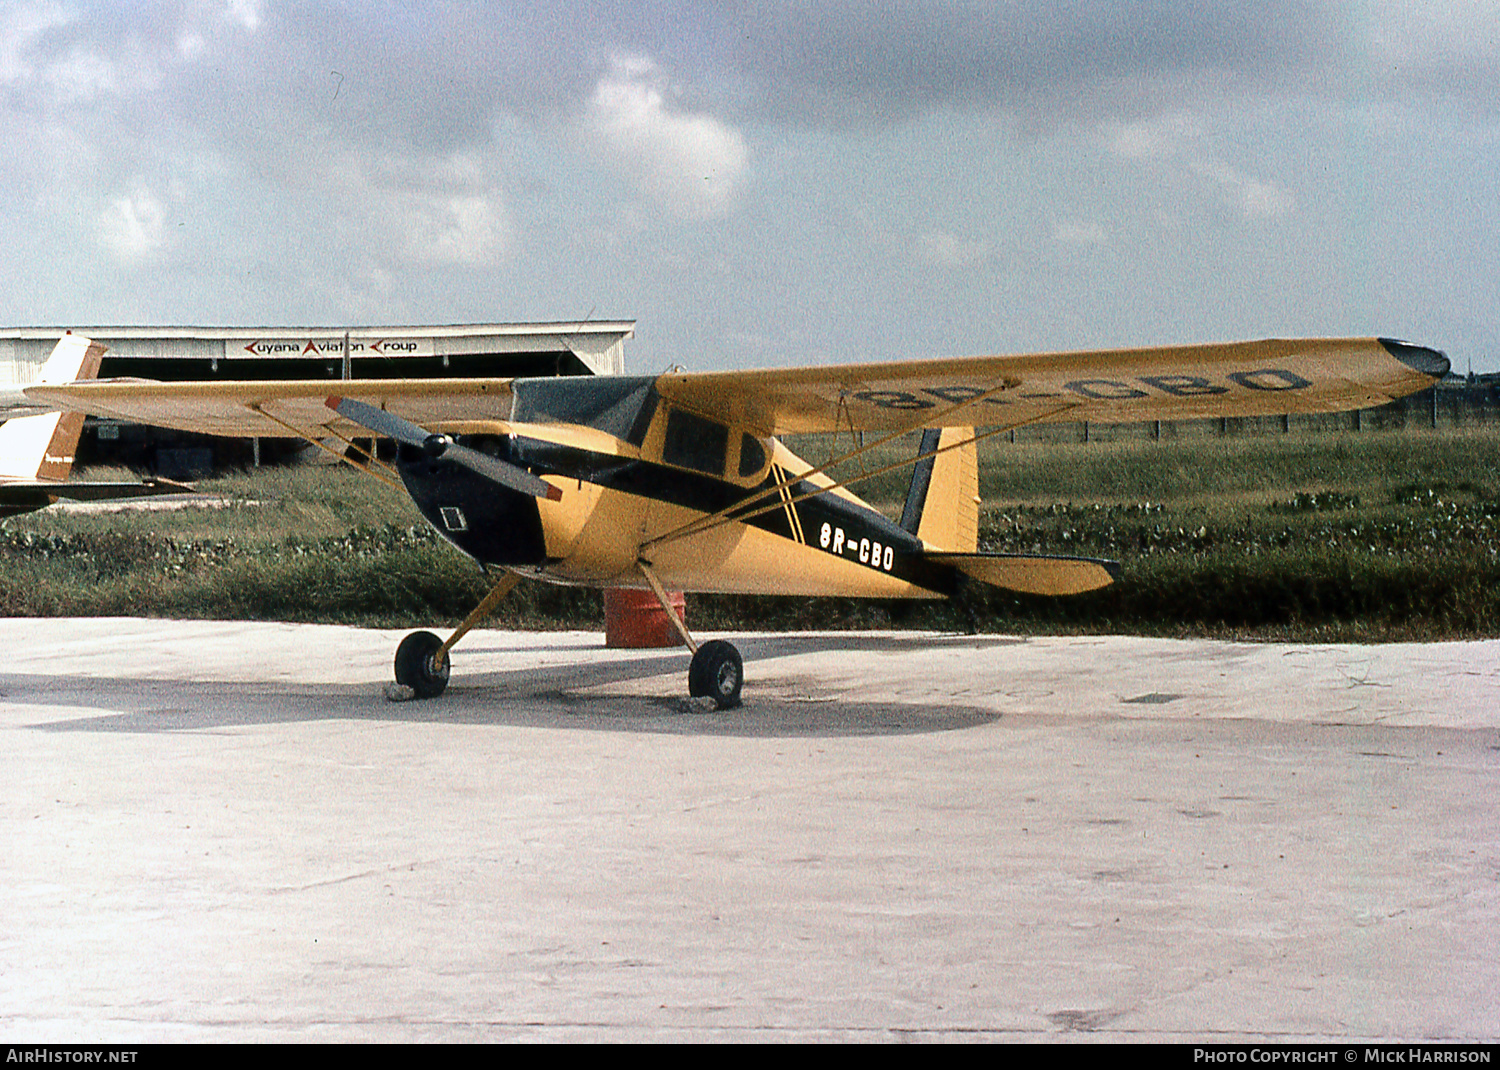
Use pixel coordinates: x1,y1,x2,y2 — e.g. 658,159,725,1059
696,0,1348,123
9,0,1493,154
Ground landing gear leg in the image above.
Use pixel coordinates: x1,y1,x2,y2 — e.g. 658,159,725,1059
393,570,522,699
636,559,743,709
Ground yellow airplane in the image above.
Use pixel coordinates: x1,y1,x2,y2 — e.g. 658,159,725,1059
25,335,1447,707
0,333,192,518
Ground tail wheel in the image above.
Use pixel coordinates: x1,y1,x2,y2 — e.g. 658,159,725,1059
395,630,451,699
689,640,743,710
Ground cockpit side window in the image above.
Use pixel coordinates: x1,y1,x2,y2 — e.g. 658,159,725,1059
662,408,729,476
737,433,768,478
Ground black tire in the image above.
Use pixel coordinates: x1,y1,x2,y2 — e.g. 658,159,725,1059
394,630,451,699
688,640,743,709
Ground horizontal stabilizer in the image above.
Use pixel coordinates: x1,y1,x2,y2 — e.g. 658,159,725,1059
11,476,195,502
927,551,1120,596
0,476,197,518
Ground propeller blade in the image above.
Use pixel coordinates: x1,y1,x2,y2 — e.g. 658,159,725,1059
326,396,428,446
445,443,563,500
326,396,561,501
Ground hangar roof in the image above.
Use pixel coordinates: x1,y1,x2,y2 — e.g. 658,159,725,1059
0,322,635,384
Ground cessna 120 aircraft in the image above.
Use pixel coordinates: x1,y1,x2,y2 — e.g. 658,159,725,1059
0,333,190,517
23,335,1448,708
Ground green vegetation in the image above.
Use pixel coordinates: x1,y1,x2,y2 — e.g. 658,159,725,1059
4,428,1499,640
0,467,601,628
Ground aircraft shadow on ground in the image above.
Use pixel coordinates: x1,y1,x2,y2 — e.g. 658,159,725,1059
14,631,1011,739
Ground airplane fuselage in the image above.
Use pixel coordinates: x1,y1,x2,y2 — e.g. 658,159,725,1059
396,426,960,599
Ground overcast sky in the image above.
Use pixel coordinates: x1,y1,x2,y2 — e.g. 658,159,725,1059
1,1,1496,372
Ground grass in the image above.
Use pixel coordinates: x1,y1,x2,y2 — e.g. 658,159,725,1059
1,465,604,628
791,425,1500,513
4,427,1499,640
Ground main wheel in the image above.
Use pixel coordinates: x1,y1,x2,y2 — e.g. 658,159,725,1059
394,630,451,699
688,640,743,710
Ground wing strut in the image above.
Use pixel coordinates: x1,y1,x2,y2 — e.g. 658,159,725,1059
249,402,406,491
641,398,1078,552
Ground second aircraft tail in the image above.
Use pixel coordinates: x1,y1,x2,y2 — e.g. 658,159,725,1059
0,334,107,481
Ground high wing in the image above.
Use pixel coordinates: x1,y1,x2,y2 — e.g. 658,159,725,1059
24,337,1447,441
21,377,520,439
653,337,1449,434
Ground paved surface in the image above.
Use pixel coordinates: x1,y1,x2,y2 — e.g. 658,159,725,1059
1,619,1496,1042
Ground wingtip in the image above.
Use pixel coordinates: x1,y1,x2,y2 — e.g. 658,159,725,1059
1380,338,1450,379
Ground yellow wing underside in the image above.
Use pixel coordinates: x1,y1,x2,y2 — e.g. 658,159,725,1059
23,378,519,439
654,337,1444,433
24,338,1444,439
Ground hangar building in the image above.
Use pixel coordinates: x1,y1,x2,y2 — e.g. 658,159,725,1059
0,322,633,476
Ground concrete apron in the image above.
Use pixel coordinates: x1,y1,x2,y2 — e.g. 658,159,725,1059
2,619,1496,1042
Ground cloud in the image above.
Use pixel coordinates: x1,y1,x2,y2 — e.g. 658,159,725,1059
0,2,124,103
283,146,512,269
96,186,168,264
0,3,71,84
688,1,1500,124
695,0,1348,124
1186,159,1297,219
1362,2,1500,107
1369,1,1500,71
1105,113,1201,160
223,0,262,34
1104,113,1296,220
10,4,1498,160
1053,220,1109,246
388,184,509,268
914,230,993,267
0,1,268,112
585,55,748,218
0,0,1494,365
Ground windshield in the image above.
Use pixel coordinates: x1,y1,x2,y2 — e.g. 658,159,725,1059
510,376,658,446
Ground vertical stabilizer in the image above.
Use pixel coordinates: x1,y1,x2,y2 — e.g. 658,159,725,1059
899,426,979,553
0,335,106,481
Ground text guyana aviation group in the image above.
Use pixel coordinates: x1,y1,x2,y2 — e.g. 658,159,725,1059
241,338,424,356
1195,1051,1491,1064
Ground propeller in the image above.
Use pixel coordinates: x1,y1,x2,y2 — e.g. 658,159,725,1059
326,396,562,501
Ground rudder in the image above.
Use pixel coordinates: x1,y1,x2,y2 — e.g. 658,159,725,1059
900,426,978,553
